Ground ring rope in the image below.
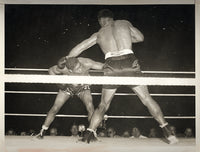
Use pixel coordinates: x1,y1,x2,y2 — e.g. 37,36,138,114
5,68,195,74
5,91,195,97
5,68,49,71
5,113,195,119
4,74,196,86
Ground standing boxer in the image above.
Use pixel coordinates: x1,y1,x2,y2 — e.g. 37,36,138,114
67,9,178,144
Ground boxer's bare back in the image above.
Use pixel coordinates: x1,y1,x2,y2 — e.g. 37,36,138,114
68,19,143,57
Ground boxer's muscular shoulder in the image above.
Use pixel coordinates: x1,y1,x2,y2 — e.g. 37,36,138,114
115,20,129,25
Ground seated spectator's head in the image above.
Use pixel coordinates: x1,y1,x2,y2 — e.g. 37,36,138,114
50,128,58,136
107,127,116,137
7,129,15,135
98,130,107,137
131,127,141,138
148,128,157,138
70,124,79,136
122,131,130,138
20,131,26,136
169,126,176,135
78,124,85,132
28,129,35,135
184,128,193,138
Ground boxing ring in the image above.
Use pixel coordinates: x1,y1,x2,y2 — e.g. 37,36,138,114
6,136,195,152
4,68,196,152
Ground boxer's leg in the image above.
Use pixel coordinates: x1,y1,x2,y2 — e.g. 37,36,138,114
131,85,178,144
79,89,94,122
35,90,70,139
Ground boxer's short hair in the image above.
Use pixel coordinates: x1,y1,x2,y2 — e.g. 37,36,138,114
65,57,79,70
97,9,114,19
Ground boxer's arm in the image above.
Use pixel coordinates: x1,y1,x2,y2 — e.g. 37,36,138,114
79,58,104,70
91,61,104,70
67,33,98,57
127,21,144,43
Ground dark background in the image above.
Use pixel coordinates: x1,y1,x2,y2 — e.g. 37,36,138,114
5,5,195,137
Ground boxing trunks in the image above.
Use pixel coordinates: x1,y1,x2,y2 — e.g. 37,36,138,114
103,49,142,89
59,84,90,96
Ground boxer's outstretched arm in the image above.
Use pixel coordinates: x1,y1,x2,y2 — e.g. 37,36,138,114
67,33,98,57
79,57,104,70
90,61,104,70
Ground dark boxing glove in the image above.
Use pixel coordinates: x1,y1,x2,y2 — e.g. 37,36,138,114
57,57,67,69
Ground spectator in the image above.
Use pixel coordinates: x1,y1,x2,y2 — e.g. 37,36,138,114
130,127,147,139
148,128,158,138
107,127,119,138
98,130,107,137
6,129,16,136
168,125,186,137
28,129,35,136
20,131,27,136
122,131,130,138
50,128,58,136
70,124,79,137
169,126,176,135
78,124,86,137
184,128,193,138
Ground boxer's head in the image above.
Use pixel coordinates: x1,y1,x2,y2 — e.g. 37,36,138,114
97,9,114,27
97,9,114,19
65,57,80,71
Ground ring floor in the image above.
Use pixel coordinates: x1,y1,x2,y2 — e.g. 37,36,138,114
5,136,195,152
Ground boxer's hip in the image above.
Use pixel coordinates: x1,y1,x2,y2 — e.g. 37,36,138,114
60,84,90,96
103,52,141,77
104,49,134,59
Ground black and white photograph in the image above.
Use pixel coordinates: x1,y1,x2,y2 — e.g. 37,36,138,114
1,0,200,152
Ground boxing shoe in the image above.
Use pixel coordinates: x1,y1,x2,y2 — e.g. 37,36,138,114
81,128,97,144
161,124,179,144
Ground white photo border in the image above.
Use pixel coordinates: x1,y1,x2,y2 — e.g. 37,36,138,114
1,0,199,152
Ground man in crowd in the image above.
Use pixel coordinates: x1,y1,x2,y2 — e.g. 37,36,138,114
130,127,147,139
70,124,79,137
